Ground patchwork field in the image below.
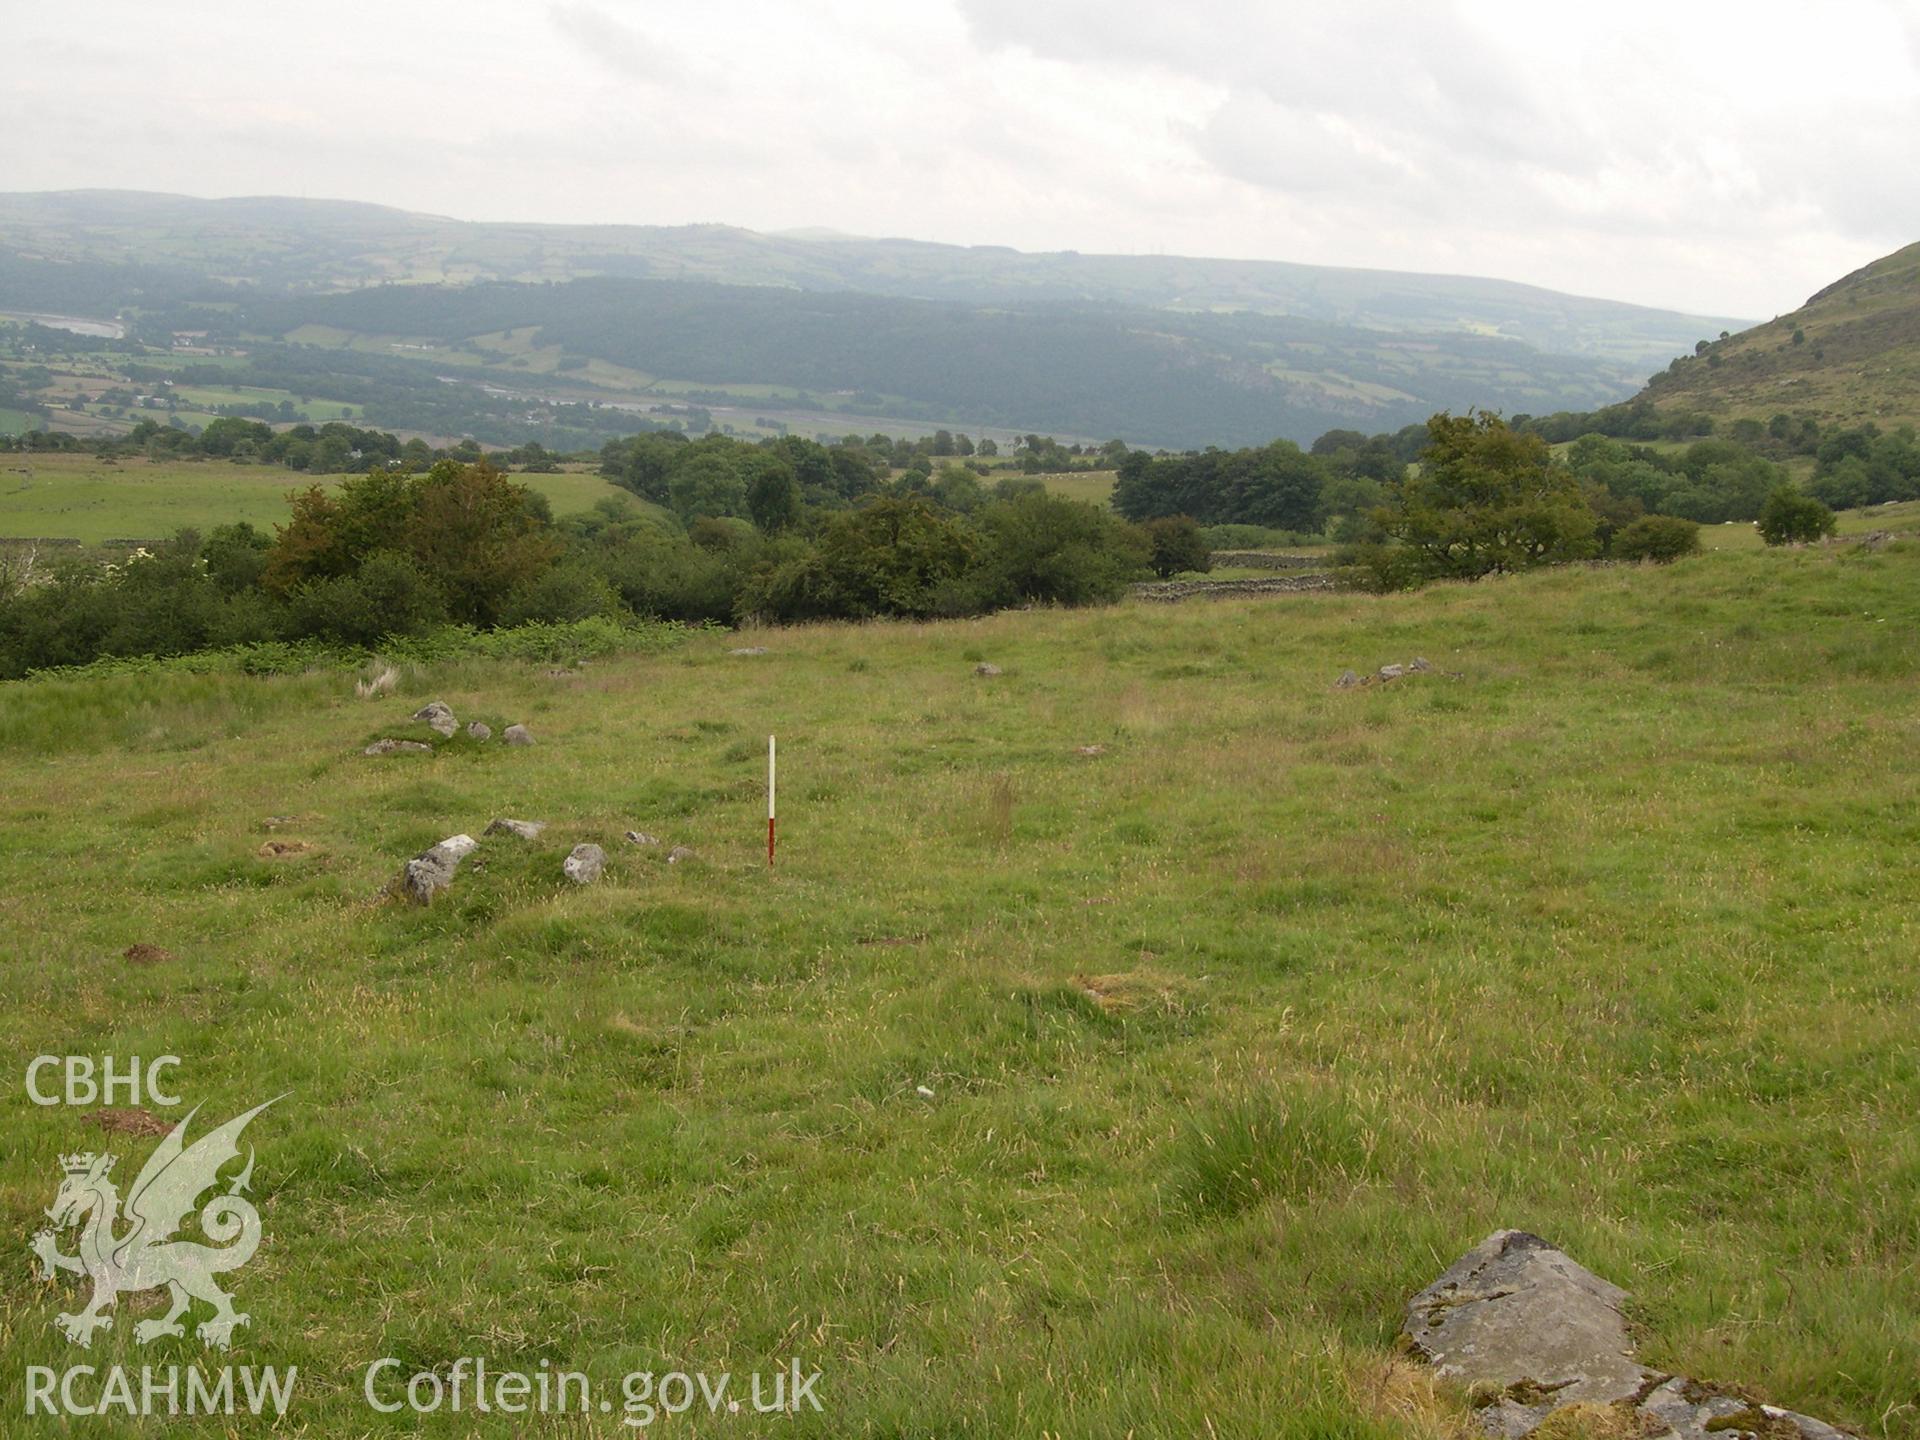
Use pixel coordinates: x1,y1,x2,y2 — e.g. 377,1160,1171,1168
1,535,1915,1435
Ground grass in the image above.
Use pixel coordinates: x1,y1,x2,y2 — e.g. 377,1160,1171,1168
0,454,646,544
1037,468,1117,507
1,538,1917,1435
1696,497,1920,551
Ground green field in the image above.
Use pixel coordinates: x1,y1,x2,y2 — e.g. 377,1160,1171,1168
1,536,1915,1435
0,455,646,544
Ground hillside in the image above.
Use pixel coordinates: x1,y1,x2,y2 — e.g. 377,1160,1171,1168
1639,241,1920,430
0,190,1759,449
0,191,1743,368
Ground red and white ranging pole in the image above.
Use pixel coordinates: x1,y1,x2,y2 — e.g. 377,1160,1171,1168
767,734,777,868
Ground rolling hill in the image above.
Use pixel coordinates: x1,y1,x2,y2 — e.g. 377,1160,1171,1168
0,189,1755,449
1638,241,1920,431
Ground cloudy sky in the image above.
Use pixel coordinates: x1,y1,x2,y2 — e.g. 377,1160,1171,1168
5,0,1916,319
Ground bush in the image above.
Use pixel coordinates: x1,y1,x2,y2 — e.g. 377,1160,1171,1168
282,551,447,646
1756,487,1837,546
1141,516,1211,578
499,559,621,626
1611,515,1701,562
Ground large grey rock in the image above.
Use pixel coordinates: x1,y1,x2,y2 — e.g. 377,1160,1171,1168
1406,1233,1852,1440
503,724,535,747
398,834,477,905
364,738,433,756
484,818,545,840
1406,1230,1652,1431
413,700,458,738
562,843,605,885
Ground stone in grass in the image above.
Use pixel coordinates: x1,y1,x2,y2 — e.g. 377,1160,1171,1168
667,845,696,864
467,721,492,741
623,831,661,846
1403,1230,1851,1440
503,724,535,747
729,646,769,656
974,663,1003,676
563,843,605,885
1335,669,1362,689
1379,663,1407,681
398,834,478,906
484,818,545,840
412,700,458,738
364,738,433,756
1410,656,1434,672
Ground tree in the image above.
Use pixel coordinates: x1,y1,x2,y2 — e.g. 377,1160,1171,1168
1141,515,1210,578
746,461,801,533
1756,487,1836,545
1368,412,1598,586
405,462,562,624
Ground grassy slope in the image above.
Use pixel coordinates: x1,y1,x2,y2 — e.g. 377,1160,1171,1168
1,540,1916,1436
0,454,645,544
1641,241,1920,430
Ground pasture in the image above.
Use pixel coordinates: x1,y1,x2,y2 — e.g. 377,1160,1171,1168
0,454,644,545
1,534,1915,1435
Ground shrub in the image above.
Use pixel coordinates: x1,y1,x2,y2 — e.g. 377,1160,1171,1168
282,551,447,646
1141,515,1211,578
1756,487,1837,546
1611,515,1701,562
499,559,621,627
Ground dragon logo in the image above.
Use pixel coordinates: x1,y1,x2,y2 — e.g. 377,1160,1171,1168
30,1098,281,1350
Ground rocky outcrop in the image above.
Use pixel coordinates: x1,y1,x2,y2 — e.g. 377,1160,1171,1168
1405,1231,1850,1440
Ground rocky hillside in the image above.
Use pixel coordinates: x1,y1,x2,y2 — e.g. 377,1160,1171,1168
1639,241,1920,430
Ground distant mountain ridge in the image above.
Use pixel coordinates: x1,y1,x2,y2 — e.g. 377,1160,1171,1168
0,190,1743,370
1634,241,1920,431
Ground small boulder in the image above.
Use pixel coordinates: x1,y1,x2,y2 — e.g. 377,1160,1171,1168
398,834,478,906
974,663,1003,676
1334,669,1362,689
466,721,492,741
729,646,769,656
562,843,605,885
484,818,545,840
364,738,433,757
413,700,458,738
667,845,696,864
1378,663,1407,681
623,830,661,846
1409,656,1433,672
503,724,535,747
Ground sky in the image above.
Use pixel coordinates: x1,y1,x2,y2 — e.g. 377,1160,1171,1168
4,0,1917,320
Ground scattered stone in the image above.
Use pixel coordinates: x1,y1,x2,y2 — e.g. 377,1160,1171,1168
364,738,433,756
503,724,535,747
623,830,661,846
123,943,174,965
1335,669,1362,689
1379,663,1408,681
412,700,458,738
1074,744,1107,756
1405,1231,1848,1440
974,663,1003,676
466,721,492,741
397,834,477,906
1410,656,1434,672
1855,530,1898,551
261,814,299,829
484,818,545,840
729,646,769,656
90,1107,169,1137
563,843,605,885
915,1085,936,1099
256,839,314,859
667,845,696,864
